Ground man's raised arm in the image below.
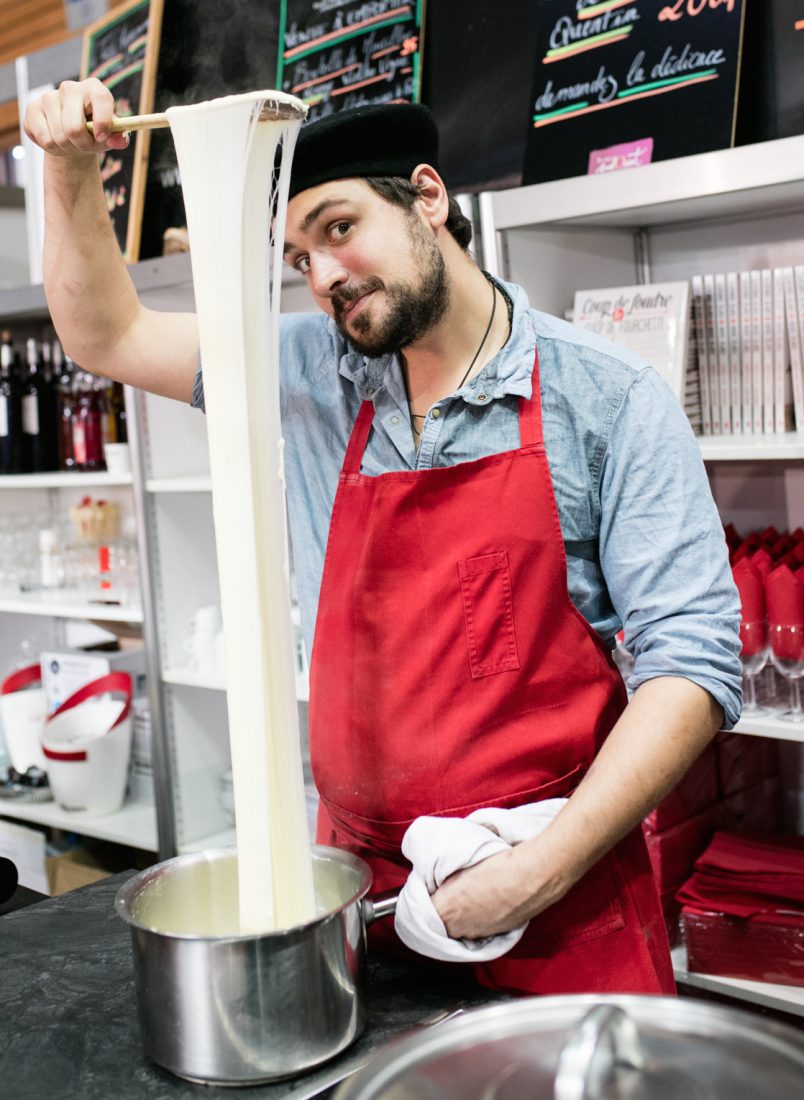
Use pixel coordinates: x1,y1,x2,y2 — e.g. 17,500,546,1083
24,78,199,404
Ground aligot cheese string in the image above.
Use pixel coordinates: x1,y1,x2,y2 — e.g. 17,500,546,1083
167,91,315,933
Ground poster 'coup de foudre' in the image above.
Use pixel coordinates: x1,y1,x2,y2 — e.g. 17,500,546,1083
523,0,746,186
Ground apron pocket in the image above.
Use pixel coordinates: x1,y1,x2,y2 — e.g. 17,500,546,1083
458,551,520,678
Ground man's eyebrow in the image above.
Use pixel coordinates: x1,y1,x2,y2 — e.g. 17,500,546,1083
283,197,351,255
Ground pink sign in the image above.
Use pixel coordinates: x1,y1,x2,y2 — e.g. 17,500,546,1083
588,138,654,176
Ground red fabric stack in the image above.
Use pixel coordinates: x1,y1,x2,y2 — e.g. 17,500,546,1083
643,735,782,946
677,831,804,987
643,745,720,946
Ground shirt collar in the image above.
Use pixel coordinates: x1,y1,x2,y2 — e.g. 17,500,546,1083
333,276,536,403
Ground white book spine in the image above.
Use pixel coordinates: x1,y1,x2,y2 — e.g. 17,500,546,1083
761,268,775,434
739,271,754,433
772,268,787,433
750,270,763,435
713,273,731,434
691,275,712,435
726,271,742,435
791,266,804,431
703,274,721,434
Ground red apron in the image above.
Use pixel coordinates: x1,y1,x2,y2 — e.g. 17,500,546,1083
308,345,675,995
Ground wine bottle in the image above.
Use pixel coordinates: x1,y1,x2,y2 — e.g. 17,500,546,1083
57,350,76,470
21,338,48,473
111,381,128,444
72,369,105,471
0,334,23,474
40,339,60,469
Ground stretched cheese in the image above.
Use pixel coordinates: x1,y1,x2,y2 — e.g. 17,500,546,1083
167,91,315,933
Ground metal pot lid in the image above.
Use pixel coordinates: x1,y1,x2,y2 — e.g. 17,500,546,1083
335,994,804,1100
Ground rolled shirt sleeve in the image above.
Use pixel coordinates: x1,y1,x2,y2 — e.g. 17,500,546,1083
191,359,205,412
598,367,742,729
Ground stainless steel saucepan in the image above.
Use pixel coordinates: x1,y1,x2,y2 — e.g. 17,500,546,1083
115,845,397,1086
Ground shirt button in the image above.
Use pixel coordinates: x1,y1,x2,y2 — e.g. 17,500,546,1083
477,393,488,402
365,387,376,397
390,415,400,425
432,408,441,419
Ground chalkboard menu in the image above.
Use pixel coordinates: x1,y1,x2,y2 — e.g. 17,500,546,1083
278,0,425,122
523,0,746,187
81,0,164,261
736,0,804,145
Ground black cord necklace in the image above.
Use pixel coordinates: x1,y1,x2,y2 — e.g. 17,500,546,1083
409,279,497,439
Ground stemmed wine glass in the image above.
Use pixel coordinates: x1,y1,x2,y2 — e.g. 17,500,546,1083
739,620,769,714
768,622,804,722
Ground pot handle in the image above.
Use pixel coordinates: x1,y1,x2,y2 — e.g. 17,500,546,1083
553,1004,645,1100
362,892,399,926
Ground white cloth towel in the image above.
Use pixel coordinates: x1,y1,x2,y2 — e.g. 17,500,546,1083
394,798,567,962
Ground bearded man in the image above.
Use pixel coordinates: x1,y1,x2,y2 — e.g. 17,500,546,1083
25,84,741,996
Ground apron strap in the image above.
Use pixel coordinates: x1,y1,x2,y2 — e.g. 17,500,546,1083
518,344,543,447
344,342,543,473
342,400,376,477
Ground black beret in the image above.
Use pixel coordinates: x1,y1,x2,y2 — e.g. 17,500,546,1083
288,103,440,199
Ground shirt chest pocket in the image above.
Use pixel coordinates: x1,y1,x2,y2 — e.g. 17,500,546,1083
458,551,521,678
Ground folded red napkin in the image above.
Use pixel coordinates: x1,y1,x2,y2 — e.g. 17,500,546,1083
750,547,773,578
770,534,794,559
732,558,765,629
676,831,804,919
765,564,804,629
778,544,804,571
733,533,762,563
759,525,780,546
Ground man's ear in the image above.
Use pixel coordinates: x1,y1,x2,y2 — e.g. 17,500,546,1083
410,163,449,231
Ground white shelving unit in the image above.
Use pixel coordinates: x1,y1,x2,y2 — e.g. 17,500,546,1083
732,714,804,744
145,474,212,493
480,134,804,1019
0,590,143,622
0,472,134,489
699,433,804,463
0,797,157,851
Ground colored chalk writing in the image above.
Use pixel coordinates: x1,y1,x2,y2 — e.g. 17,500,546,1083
523,0,746,185
278,0,425,120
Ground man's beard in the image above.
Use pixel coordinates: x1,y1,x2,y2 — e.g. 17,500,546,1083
331,217,449,357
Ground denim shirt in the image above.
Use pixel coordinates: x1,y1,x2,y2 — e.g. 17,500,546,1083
192,278,742,729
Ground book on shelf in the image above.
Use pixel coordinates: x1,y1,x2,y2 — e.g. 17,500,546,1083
783,267,804,432
689,265,798,437
702,274,721,435
713,274,732,435
750,270,763,435
761,268,775,435
738,272,753,434
691,276,713,436
725,272,742,436
571,281,700,432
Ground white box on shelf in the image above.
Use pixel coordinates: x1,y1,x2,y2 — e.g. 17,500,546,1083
40,647,145,714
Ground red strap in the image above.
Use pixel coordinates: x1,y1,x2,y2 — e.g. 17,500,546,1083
42,745,88,763
342,400,375,477
48,671,132,729
344,342,543,473
518,344,543,447
1,664,41,695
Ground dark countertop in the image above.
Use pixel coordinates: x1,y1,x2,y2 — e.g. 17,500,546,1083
0,872,504,1099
